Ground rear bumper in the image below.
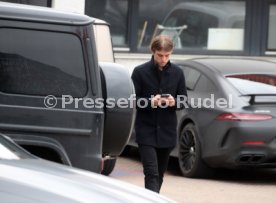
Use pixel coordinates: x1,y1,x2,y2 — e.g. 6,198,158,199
204,147,276,169
202,125,276,168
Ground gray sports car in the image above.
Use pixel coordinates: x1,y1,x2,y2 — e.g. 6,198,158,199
128,57,276,178
0,134,175,203
174,57,276,177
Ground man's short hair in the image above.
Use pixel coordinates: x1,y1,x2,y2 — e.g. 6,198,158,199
150,35,174,53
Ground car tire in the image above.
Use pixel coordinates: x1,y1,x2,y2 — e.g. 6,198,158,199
178,123,212,178
101,158,117,175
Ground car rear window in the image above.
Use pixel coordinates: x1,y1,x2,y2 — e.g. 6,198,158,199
226,74,276,94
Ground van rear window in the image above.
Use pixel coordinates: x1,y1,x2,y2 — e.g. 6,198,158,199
0,28,87,97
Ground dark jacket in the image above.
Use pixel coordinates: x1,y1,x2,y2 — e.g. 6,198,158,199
131,57,187,148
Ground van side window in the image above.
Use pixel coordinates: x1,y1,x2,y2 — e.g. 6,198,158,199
0,28,87,97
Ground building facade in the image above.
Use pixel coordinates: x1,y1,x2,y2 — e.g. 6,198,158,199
2,0,276,68
85,0,276,57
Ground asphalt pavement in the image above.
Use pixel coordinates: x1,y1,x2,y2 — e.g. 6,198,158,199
110,147,276,203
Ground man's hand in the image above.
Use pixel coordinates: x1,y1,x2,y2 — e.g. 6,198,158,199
151,94,161,108
151,94,175,107
167,95,175,107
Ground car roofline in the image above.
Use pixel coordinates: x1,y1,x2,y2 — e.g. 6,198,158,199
0,2,95,26
177,57,276,75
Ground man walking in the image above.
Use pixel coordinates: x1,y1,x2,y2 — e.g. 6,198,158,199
131,35,187,193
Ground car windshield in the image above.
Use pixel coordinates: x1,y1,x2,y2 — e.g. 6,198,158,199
0,135,34,160
226,74,276,94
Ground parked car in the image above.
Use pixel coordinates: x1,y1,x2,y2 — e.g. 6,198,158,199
0,2,134,176
128,57,276,178
0,133,175,203
161,1,245,49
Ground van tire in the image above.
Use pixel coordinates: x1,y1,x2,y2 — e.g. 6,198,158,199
102,158,117,175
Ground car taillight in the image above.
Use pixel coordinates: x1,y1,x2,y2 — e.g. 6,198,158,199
242,141,265,145
216,113,272,121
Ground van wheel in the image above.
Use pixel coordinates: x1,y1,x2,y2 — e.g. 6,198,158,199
102,158,117,175
178,123,212,178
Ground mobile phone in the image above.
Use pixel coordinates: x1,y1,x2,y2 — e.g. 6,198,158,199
161,94,171,98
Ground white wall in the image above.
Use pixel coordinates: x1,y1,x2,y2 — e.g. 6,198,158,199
52,0,85,14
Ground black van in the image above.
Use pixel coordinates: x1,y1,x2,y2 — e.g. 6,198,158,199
0,2,134,175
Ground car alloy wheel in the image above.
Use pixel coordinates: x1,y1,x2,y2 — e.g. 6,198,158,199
178,123,212,178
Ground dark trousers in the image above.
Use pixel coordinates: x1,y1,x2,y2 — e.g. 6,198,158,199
138,145,172,193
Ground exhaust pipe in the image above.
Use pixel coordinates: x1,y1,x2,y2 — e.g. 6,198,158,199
238,154,265,164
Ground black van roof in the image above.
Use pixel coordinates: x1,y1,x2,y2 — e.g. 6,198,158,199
0,2,94,25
